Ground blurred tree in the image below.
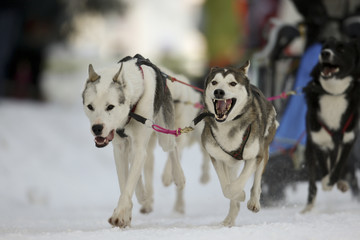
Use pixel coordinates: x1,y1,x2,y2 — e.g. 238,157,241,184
203,0,246,67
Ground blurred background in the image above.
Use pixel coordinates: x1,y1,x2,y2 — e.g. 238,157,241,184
1,0,360,216
0,0,298,104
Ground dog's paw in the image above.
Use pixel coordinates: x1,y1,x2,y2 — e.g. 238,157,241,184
140,205,153,214
247,198,260,213
300,203,314,214
321,175,333,191
200,172,210,184
108,202,133,228
162,172,173,187
174,201,185,214
337,180,349,192
222,216,235,227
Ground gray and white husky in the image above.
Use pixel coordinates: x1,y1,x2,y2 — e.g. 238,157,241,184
82,54,208,227
201,61,278,227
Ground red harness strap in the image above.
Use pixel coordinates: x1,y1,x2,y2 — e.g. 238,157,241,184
319,113,354,137
138,65,144,79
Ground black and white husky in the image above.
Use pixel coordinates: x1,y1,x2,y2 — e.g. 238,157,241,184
302,38,360,213
201,61,278,226
82,54,207,227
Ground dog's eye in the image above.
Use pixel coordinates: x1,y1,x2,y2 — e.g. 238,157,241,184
211,81,218,86
106,105,115,111
87,104,94,111
229,82,237,87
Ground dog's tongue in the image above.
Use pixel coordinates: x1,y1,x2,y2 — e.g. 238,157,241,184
322,66,332,76
322,66,338,77
94,130,115,146
95,136,106,144
216,99,232,114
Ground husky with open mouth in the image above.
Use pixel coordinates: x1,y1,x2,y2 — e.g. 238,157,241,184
201,61,278,226
82,54,187,228
302,38,360,213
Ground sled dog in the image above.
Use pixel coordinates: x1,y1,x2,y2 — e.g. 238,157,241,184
82,54,209,227
302,38,360,213
201,61,278,226
162,70,210,213
82,54,187,228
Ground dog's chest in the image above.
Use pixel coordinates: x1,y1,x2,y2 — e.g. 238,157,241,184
205,125,260,165
310,93,355,149
318,94,348,130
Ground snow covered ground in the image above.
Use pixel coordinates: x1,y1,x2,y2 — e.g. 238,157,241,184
1,100,360,240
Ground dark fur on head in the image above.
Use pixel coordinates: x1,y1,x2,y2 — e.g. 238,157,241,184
310,38,360,83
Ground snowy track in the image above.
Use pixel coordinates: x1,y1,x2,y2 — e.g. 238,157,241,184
1,100,359,240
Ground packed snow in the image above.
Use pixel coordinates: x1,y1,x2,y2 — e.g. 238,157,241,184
1,100,360,240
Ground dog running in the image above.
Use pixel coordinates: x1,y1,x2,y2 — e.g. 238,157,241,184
201,61,278,226
82,54,192,228
302,38,360,213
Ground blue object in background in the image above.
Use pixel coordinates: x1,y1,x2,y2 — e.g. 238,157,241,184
271,43,322,153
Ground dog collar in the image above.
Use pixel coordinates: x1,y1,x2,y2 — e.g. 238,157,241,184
116,104,138,138
210,124,252,160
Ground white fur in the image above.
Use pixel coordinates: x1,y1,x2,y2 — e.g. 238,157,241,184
83,60,209,226
319,76,352,95
310,128,334,150
83,60,186,228
265,107,278,137
319,93,348,130
343,131,355,143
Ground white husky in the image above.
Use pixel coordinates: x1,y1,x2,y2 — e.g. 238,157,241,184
82,54,208,227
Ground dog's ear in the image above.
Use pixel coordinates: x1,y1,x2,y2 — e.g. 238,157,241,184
113,62,124,83
239,60,250,76
206,66,220,82
209,66,220,75
88,64,100,82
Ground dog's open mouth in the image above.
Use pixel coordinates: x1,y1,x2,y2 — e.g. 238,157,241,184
321,63,339,78
212,98,236,122
95,130,115,148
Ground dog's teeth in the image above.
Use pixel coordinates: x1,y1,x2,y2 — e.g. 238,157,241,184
226,103,231,111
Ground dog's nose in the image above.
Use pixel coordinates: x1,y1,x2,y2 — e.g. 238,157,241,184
92,124,103,136
214,89,225,99
321,50,331,60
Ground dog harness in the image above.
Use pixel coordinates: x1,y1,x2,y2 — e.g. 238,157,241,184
210,124,252,160
318,113,354,139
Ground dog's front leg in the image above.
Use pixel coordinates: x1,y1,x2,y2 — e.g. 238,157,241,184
162,156,173,187
113,139,129,194
247,157,265,213
210,157,245,201
222,200,240,227
329,143,353,192
169,146,185,189
200,147,211,184
109,139,148,228
225,159,257,201
301,140,318,213
139,133,157,214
